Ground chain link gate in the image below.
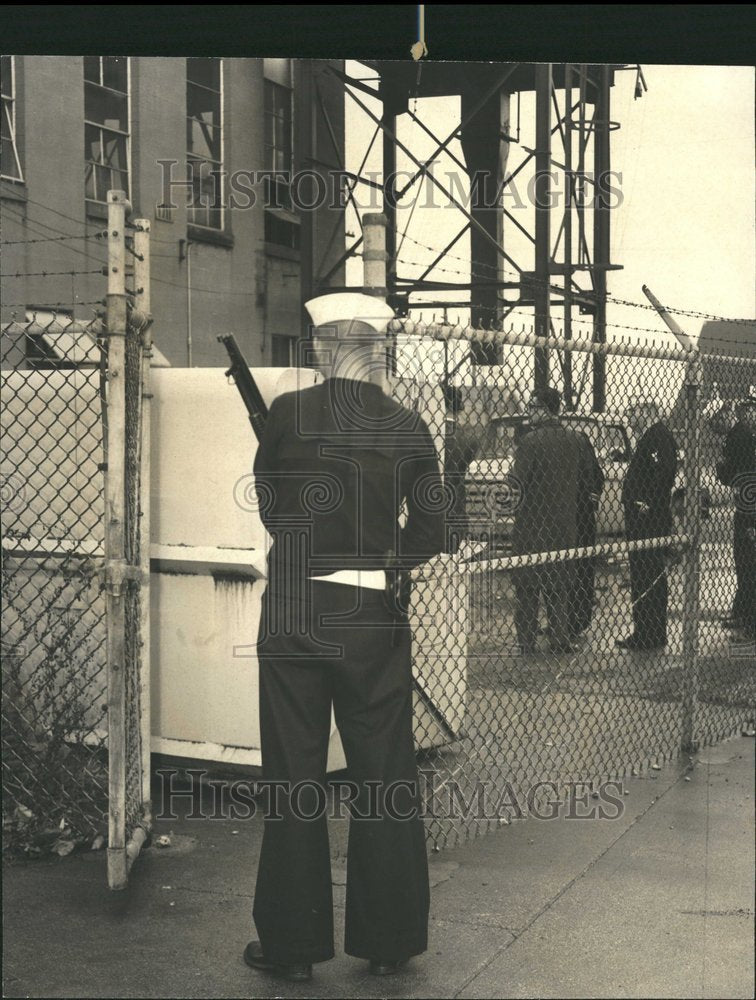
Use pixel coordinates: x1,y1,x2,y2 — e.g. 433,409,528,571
386,317,755,851
1,191,152,887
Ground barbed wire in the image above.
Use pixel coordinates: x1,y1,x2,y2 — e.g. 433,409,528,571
0,204,109,267
1,232,107,247
1,269,105,279
397,231,756,325
394,292,756,350
3,203,753,346
403,302,688,340
1,301,105,310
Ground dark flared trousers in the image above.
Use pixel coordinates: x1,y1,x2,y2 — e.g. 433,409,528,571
625,506,670,647
252,579,429,966
732,509,756,630
513,562,574,649
731,509,756,638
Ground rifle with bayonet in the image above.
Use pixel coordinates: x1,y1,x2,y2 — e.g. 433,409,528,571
217,333,268,441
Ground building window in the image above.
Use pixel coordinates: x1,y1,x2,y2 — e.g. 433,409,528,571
1,56,23,182
264,78,294,211
187,57,224,231
84,56,130,203
263,61,300,250
271,334,296,367
264,211,300,250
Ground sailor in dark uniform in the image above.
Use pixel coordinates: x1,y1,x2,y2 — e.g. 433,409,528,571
716,398,756,640
571,430,605,637
244,293,445,982
617,403,678,651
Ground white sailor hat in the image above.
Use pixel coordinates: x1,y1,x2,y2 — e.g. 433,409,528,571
305,292,394,335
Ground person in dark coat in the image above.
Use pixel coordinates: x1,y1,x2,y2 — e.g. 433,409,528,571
716,398,756,639
245,292,445,983
570,431,605,636
510,387,595,654
442,384,485,554
617,403,678,650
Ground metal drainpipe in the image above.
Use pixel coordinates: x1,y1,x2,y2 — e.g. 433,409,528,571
186,240,193,367
179,238,194,366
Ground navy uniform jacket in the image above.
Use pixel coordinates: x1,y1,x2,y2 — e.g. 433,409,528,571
621,421,678,536
716,421,756,489
253,376,446,583
510,418,597,555
576,431,605,545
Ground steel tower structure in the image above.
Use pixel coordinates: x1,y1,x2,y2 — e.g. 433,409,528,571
309,61,627,411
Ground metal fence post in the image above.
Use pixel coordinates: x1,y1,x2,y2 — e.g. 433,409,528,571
680,351,703,753
363,212,388,297
363,212,391,383
105,190,129,890
132,219,153,828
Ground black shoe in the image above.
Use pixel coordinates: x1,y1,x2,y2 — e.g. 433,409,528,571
549,640,577,654
370,959,407,976
243,941,312,982
616,635,664,651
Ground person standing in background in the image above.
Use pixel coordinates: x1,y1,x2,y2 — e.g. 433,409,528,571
571,430,605,637
716,397,756,640
617,402,678,651
510,387,594,655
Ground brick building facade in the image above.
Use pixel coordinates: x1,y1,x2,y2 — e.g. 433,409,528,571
1,56,346,367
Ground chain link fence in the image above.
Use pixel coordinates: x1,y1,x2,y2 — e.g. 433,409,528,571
387,317,755,850
2,222,752,869
1,202,152,882
1,314,110,855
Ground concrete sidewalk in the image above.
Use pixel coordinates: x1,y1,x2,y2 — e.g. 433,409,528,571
3,736,753,999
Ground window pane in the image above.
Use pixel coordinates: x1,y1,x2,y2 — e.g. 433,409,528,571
264,211,300,249
1,99,11,141
102,132,127,171
95,163,110,201
83,56,101,84
108,166,129,196
264,110,273,148
2,134,21,180
84,161,96,200
264,82,292,176
187,57,220,92
1,56,12,100
273,114,285,150
188,157,221,227
186,60,223,230
189,116,221,162
206,204,222,230
187,82,219,128
272,335,294,366
85,82,127,131
102,56,127,93
84,62,129,201
85,123,101,163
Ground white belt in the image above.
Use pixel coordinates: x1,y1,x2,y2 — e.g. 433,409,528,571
309,569,387,590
